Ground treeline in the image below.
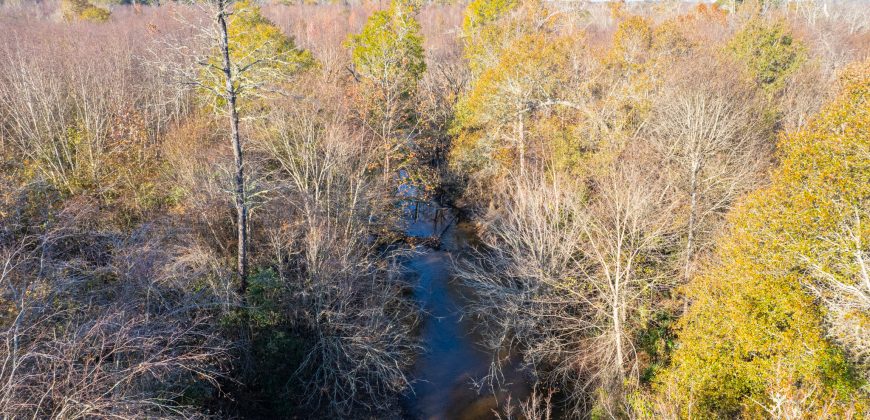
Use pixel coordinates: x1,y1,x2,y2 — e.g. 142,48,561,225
0,0,868,418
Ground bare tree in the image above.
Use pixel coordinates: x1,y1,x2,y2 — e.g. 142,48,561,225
457,162,675,416
216,0,249,294
0,24,177,200
649,55,770,281
0,199,229,418
252,89,419,415
803,207,870,381
495,385,555,420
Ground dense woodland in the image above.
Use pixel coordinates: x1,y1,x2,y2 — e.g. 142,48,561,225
0,0,868,418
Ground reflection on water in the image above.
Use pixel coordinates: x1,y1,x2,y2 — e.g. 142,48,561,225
400,201,529,420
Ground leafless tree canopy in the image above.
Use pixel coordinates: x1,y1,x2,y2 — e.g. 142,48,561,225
457,162,676,416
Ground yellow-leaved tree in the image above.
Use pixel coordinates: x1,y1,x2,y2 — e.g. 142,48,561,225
654,59,870,418
451,34,576,178
171,0,313,293
197,0,314,111
346,0,425,182
462,0,517,78
60,0,110,22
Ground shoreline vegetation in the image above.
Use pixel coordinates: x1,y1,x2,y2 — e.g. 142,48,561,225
0,0,868,418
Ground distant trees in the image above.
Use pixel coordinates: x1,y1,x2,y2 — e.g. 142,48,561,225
61,0,110,22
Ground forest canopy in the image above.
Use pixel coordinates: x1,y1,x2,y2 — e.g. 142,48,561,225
0,0,868,418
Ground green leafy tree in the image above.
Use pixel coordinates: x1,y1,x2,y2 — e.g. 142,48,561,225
728,17,806,96
347,0,425,181
182,0,312,293
462,0,517,77
656,59,870,418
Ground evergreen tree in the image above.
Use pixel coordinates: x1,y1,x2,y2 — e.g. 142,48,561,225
347,0,425,180
657,59,869,418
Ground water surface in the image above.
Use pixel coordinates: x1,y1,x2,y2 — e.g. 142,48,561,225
400,201,529,420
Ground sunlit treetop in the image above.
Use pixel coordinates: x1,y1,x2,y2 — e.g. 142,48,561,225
451,33,577,176
60,0,110,22
346,0,426,93
693,3,727,23
656,59,870,418
461,0,558,79
461,0,518,78
456,34,573,129
462,0,517,37
608,16,654,71
728,17,806,95
199,0,313,108
652,6,722,53
226,0,314,89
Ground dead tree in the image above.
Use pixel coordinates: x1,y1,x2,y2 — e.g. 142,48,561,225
649,55,769,281
214,0,249,293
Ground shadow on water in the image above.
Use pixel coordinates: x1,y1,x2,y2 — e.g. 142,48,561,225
399,200,530,420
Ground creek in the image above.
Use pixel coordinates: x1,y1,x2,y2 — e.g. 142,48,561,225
399,200,530,420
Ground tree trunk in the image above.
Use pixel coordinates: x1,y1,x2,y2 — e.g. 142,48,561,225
613,302,623,373
517,108,525,177
218,1,248,295
384,136,391,181
685,162,699,282
382,85,393,182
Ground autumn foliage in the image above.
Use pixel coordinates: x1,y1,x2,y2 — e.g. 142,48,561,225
657,59,870,418
0,0,868,418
